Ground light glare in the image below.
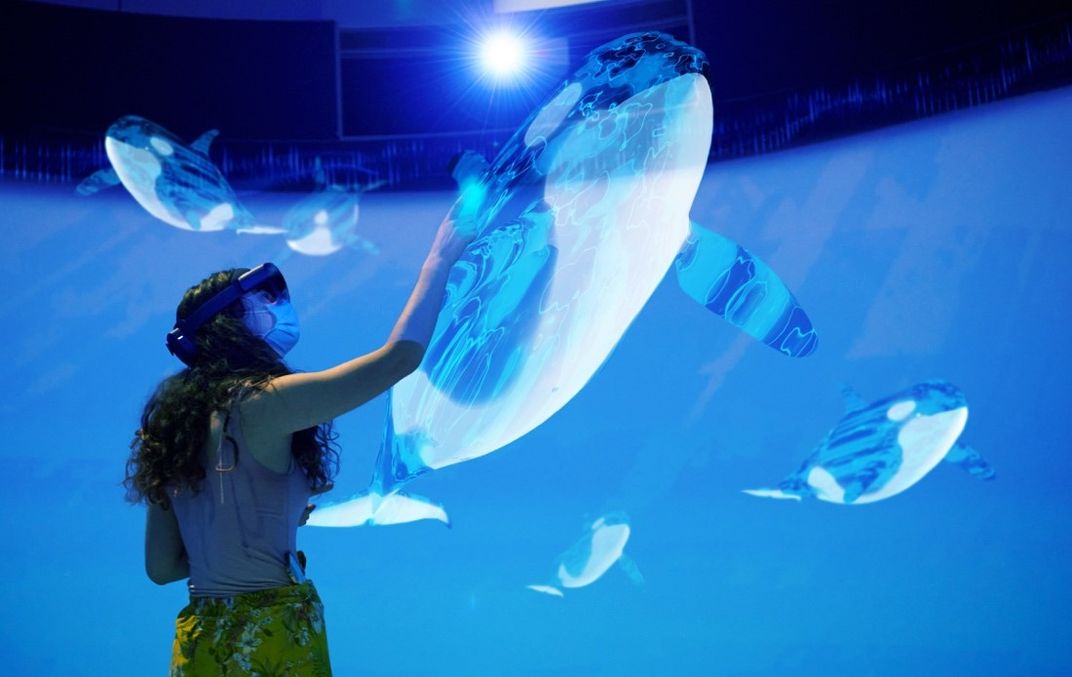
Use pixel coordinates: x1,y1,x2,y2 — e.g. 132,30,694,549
480,31,525,78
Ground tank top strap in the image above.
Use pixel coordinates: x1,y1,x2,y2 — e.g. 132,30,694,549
222,384,294,477
213,386,254,504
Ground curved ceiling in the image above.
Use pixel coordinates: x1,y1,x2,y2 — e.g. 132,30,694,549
27,0,599,28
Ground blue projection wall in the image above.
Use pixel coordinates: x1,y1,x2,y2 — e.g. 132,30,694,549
0,86,1069,674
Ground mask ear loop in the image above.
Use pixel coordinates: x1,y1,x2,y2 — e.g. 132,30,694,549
215,412,238,505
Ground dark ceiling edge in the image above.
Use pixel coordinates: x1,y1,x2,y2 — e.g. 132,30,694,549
2,14,1070,191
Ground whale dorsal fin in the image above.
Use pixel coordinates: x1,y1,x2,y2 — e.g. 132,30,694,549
191,129,220,156
839,385,868,413
944,442,995,480
76,167,119,196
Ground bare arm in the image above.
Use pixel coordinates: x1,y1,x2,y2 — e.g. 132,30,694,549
145,502,189,585
241,214,474,439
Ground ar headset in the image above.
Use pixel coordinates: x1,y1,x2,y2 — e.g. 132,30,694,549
166,263,288,366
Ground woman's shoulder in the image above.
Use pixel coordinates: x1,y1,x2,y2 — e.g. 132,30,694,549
232,381,295,474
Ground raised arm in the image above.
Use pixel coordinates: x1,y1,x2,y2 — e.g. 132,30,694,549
240,213,474,438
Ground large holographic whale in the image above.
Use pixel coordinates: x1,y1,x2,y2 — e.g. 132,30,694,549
77,115,282,234
310,32,817,528
744,380,995,505
527,512,643,598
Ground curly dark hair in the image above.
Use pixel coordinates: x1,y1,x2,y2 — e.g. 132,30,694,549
124,268,338,509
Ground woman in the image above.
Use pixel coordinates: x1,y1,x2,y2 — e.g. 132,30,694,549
124,208,474,675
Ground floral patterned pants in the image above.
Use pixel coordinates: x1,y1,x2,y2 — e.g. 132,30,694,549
170,580,332,676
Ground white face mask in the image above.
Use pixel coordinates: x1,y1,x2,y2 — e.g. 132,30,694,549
241,289,300,357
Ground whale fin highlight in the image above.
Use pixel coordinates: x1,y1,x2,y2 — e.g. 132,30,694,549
306,490,450,528
191,129,219,156
943,442,995,480
76,167,119,195
526,584,564,597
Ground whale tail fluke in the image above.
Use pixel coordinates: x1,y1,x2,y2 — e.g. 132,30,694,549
306,489,450,528
235,224,288,235
526,584,564,598
741,487,803,501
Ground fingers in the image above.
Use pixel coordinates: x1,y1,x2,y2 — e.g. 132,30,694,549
299,502,315,527
450,151,488,185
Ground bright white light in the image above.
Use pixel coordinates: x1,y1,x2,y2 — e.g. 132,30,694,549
480,31,526,78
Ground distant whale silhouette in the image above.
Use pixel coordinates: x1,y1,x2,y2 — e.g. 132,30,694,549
282,158,382,256
744,380,995,505
77,115,283,235
527,512,643,597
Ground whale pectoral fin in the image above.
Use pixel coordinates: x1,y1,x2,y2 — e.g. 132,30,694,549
76,167,119,195
362,179,388,193
673,220,818,358
841,480,867,505
616,554,644,585
190,129,220,156
944,442,996,480
343,232,380,255
183,209,204,231
840,470,883,504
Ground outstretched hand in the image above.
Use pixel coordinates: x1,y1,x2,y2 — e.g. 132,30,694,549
450,150,489,186
448,151,490,236
299,481,335,527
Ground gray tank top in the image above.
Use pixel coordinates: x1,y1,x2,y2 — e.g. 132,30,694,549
170,395,312,598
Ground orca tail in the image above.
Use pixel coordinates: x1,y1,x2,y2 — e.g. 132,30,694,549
235,224,288,235
526,584,564,598
741,487,803,501
306,489,450,528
